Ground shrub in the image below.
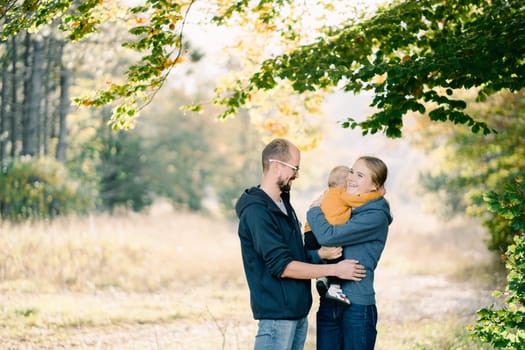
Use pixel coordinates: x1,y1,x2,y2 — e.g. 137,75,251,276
97,130,153,213
472,177,525,349
0,157,93,221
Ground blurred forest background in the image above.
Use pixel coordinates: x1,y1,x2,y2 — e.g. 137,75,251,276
0,0,522,248
0,0,524,348
0,25,261,220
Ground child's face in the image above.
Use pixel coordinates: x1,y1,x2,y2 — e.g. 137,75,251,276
346,159,377,195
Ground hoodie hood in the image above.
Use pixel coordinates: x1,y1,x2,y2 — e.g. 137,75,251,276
235,186,290,218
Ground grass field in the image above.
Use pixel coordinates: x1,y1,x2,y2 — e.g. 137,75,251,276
0,201,504,349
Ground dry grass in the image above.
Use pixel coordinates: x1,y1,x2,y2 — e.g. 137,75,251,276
0,205,244,293
0,200,503,349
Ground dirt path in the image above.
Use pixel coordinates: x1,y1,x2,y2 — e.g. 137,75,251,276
3,264,498,350
376,267,496,322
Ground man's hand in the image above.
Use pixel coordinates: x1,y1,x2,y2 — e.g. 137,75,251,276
318,246,343,260
334,259,366,281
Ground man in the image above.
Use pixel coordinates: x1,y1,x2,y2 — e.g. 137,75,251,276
235,138,366,350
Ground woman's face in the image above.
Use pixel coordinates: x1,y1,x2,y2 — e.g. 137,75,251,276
346,159,377,195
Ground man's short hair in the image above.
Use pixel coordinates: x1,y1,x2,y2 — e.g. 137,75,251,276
262,138,292,171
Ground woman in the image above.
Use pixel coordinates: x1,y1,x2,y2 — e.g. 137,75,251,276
306,156,392,350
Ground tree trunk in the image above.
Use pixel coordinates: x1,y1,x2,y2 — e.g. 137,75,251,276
1,41,8,162
27,37,44,156
20,34,45,157
10,36,17,157
56,42,69,163
42,36,52,156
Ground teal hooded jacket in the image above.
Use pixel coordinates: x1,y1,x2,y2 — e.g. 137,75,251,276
307,197,393,305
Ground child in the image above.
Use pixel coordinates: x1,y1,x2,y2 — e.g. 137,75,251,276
304,165,383,305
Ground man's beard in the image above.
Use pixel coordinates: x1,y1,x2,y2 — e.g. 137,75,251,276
277,177,292,192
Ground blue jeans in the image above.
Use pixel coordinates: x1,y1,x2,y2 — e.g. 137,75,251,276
254,317,308,350
316,299,377,350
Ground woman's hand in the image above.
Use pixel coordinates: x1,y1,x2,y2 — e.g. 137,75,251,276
318,246,343,260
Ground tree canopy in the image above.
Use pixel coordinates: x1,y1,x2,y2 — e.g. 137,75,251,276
1,0,524,136
411,89,525,251
214,0,525,137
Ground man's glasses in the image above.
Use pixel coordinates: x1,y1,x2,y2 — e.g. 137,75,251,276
269,159,300,173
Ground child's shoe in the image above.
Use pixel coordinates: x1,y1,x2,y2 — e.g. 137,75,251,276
325,284,351,305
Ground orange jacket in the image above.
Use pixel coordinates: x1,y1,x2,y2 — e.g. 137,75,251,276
304,188,382,232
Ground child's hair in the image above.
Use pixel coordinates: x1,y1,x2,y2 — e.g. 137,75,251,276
357,156,388,187
327,165,351,188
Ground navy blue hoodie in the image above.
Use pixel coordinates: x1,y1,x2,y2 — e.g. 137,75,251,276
235,186,312,320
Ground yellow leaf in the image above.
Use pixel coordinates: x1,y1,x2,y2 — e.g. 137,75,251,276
373,73,387,85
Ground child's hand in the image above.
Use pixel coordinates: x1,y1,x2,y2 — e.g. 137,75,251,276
318,246,343,260
309,191,326,208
